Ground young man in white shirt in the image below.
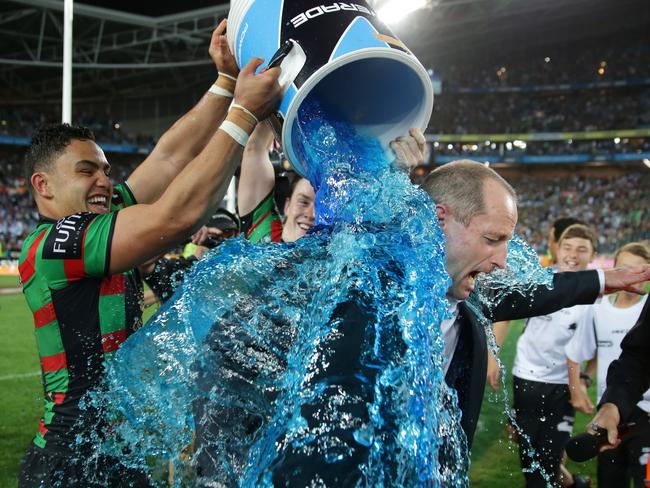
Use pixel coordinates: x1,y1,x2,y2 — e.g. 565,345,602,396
566,242,650,488
512,223,598,488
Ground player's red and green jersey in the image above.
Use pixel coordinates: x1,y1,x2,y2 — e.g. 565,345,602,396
19,183,143,454
240,190,283,243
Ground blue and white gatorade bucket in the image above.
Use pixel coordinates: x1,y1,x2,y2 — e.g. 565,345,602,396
227,0,434,178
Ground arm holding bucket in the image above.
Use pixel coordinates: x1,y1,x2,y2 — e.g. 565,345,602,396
238,122,277,217
109,58,283,274
126,20,240,205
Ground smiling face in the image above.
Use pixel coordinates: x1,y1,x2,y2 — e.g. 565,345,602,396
438,178,518,300
282,178,315,242
556,236,594,272
32,138,113,219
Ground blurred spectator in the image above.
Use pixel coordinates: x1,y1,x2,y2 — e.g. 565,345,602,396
511,172,650,254
428,88,650,134
438,45,650,89
0,107,155,146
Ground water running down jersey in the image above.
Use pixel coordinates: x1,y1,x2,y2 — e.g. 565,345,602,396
18,183,143,453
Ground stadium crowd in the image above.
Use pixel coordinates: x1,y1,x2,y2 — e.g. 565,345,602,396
0,107,155,147
438,45,650,89
2,147,647,258
428,88,650,134
512,172,649,254
432,138,650,158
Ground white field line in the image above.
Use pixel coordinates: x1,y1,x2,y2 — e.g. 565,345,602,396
0,371,40,381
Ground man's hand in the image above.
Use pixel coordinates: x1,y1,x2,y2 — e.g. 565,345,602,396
209,19,239,78
570,384,594,414
486,352,501,391
234,58,282,121
603,264,650,295
588,402,621,451
390,128,426,173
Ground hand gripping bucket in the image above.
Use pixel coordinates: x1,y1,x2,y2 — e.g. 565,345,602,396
227,0,434,178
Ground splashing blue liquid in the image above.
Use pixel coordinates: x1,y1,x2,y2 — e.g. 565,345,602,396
77,100,553,486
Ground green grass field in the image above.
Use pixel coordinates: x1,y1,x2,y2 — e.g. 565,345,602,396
0,274,598,486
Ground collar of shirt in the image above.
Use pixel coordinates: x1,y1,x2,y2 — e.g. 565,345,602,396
446,296,460,321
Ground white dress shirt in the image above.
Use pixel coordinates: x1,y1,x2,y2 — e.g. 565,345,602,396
440,270,605,376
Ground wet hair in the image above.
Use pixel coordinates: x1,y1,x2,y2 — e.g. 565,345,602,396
557,223,598,253
421,159,517,226
615,242,650,264
24,123,95,183
551,217,585,242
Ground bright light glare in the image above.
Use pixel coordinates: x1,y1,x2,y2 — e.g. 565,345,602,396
643,158,650,168
378,0,428,23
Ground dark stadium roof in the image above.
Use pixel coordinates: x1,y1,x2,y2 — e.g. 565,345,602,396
1,0,648,105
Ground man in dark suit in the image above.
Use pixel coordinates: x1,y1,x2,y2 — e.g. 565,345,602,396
420,160,650,448
588,297,650,448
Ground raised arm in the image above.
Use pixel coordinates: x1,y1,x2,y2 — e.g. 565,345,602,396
489,270,600,322
109,59,282,274
490,266,650,322
237,121,276,216
126,20,240,204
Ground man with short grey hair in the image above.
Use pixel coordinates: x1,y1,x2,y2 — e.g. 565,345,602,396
419,159,650,448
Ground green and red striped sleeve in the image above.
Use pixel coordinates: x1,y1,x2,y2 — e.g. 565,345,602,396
240,190,283,244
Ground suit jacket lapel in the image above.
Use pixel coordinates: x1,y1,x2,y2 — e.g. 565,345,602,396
444,302,488,448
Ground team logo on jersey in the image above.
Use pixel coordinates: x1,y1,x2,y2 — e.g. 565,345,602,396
43,213,95,259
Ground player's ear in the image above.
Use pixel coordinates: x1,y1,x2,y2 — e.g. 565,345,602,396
31,172,53,199
435,204,448,227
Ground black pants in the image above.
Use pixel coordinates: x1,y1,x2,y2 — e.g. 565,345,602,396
19,443,153,488
513,376,575,488
597,406,650,488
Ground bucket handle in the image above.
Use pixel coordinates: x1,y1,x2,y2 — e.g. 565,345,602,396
265,39,307,149
267,39,307,90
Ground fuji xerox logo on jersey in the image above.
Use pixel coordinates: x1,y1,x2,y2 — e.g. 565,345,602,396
43,212,94,259
290,3,376,28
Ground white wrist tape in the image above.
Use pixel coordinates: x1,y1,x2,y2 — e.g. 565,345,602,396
230,103,259,124
219,73,237,82
208,84,234,98
220,120,249,147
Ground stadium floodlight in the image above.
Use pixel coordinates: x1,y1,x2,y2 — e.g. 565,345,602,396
513,140,527,149
377,0,428,23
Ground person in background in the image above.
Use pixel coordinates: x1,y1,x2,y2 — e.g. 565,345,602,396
566,242,650,488
540,217,586,267
237,122,427,244
510,224,598,487
487,216,591,487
